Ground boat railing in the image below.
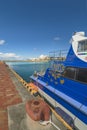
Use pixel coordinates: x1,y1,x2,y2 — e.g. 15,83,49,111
48,50,67,71
49,50,68,61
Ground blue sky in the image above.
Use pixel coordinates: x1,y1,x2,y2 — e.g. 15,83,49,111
0,0,87,60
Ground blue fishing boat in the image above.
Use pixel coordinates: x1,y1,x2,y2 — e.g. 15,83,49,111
30,32,87,130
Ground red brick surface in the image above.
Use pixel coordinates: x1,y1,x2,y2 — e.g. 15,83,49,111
0,62,22,130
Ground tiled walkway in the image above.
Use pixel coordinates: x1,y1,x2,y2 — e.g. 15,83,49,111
0,62,22,130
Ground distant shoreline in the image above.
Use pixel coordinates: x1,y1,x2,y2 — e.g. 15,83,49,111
3,59,50,62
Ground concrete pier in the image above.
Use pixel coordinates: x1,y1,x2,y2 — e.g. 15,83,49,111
0,62,33,130
0,62,22,130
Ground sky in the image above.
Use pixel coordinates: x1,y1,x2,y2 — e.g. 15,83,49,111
0,0,87,60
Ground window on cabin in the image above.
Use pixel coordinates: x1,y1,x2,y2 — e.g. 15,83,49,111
63,67,76,79
63,67,87,84
76,68,87,83
77,40,87,52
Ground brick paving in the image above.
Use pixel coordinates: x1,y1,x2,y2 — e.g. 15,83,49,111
0,62,22,130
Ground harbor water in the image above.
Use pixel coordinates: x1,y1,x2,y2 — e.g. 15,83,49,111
6,62,49,82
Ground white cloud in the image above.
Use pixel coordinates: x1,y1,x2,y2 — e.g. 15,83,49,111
54,36,60,41
0,52,21,60
0,40,5,45
39,54,47,59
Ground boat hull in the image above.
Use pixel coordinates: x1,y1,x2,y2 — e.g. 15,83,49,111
31,76,87,130
38,85,87,130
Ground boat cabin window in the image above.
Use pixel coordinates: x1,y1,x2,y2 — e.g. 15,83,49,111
77,40,87,52
63,67,87,84
63,67,76,79
76,68,87,83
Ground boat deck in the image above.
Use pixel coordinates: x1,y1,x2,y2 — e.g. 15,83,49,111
0,62,70,130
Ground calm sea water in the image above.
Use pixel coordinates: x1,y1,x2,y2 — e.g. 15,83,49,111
6,62,50,82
